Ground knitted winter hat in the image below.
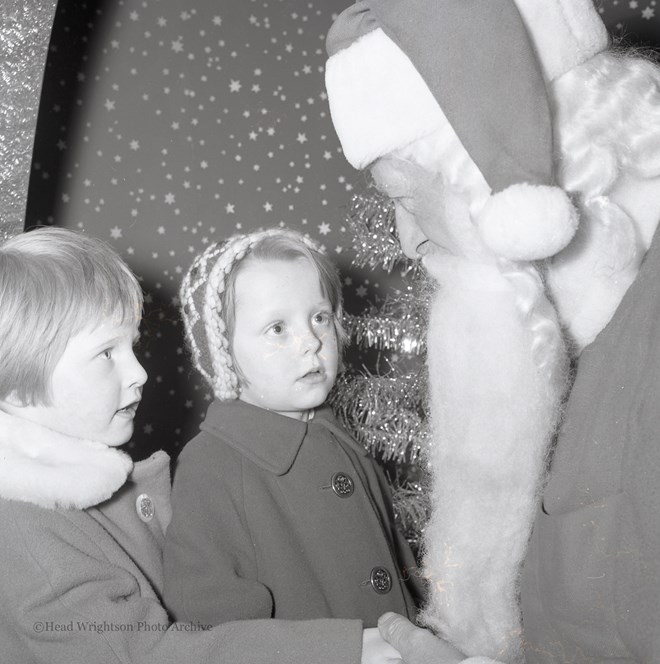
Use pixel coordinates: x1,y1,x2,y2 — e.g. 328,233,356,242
180,228,321,401
325,0,609,261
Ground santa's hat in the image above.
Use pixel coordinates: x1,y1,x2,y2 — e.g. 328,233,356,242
325,0,609,261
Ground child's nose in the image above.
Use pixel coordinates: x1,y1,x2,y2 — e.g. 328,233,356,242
129,353,148,388
299,327,322,354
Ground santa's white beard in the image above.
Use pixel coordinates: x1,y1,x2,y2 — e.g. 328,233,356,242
419,252,569,663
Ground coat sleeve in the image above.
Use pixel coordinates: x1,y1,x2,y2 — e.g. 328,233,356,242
1,501,362,664
163,436,275,625
615,315,660,660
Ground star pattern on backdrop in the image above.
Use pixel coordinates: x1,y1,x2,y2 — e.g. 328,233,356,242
25,0,660,457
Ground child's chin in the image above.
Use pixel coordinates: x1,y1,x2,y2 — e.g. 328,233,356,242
301,385,332,407
104,425,134,447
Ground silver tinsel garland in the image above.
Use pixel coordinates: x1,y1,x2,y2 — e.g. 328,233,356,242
391,481,431,551
347,186,406,273
330,370,429,462
345,260,433,355
340,186,435,544
345,284,429,355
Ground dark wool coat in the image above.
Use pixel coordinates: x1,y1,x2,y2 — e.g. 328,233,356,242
520,223,660,662
163,399,422,628
0,411,362,664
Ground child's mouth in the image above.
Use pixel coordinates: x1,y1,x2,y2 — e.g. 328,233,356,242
299,368,325,383
116,401,140,417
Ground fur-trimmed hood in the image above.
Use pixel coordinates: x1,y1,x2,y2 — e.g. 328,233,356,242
0,409,133,510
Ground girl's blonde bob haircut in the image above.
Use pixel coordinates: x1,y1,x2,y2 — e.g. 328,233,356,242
0,227,143,406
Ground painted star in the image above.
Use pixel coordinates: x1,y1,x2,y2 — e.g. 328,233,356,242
110,226,123,239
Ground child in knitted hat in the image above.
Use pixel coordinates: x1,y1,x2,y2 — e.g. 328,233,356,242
163,228,422,643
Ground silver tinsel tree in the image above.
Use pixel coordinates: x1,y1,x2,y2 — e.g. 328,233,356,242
330,186,433,552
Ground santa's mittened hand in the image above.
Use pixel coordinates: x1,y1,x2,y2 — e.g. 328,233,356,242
361,627,403,664
377,613,465,664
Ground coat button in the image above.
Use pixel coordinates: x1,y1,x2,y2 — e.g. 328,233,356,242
370,566,392,594
331,472,354,498
136,493,155,522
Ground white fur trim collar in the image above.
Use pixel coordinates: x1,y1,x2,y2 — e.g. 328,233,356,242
0,410,133,510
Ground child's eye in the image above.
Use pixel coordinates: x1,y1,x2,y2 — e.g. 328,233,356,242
100,349,113,360
268,323,285,336
313,312,331,325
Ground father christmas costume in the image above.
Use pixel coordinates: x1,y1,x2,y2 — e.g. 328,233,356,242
325,0,608,661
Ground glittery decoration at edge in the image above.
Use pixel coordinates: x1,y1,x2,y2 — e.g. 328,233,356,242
0,0,58,240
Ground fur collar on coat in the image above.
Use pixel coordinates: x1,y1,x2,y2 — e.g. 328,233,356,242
0,409,133,510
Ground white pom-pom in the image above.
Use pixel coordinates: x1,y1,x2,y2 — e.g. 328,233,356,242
475,184,578,261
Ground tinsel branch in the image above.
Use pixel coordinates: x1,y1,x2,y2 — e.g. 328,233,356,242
345,267,433,355
347,187,405,273
330,370,429,462
345,289,428,355
391,481,431,552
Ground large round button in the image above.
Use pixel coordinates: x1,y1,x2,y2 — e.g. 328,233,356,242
136,493,155,522
370,566,392,594
331,472,354,498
